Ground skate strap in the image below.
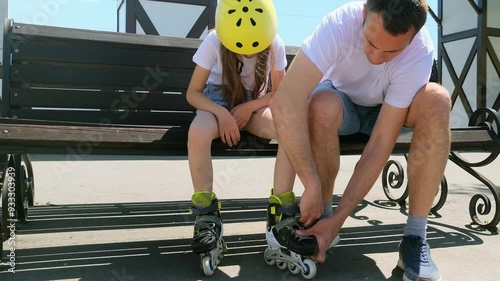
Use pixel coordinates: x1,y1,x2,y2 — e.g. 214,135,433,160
268,205,299,216
194,214,222,225
273,217,299,232
190,201,221,216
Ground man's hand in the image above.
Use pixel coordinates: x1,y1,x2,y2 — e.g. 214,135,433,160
298,186,323,228
296,217,339,263
230,103,254,129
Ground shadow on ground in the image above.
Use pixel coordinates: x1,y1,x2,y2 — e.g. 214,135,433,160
0,197,494,281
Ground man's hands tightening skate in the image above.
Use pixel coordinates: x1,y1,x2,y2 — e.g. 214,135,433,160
296,217,341,263
296,184,342,263
298,185,323,228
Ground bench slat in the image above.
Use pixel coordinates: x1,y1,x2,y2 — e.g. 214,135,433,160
11,23,300,56
11,63,193,89
11,64,193,88
11,23,203,50
10,88,194,111
9,110,195,126
14,39,198,69
0,121,497,155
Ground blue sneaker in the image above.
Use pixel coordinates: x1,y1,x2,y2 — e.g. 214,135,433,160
398,235,441,281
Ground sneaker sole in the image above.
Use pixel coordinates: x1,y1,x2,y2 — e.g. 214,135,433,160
329,234,341,248
397,258,442,281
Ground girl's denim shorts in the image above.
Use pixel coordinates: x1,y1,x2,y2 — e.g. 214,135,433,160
203,83,253,109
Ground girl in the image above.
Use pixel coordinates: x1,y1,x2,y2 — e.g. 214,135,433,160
186,0,317,276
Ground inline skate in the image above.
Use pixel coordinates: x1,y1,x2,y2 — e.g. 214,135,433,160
264,190,319,279
190,191,227,276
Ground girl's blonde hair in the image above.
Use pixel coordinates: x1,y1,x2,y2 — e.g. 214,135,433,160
220,45,273,108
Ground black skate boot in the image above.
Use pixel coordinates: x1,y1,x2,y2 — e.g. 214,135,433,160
190,191,226,276
263,190,318,279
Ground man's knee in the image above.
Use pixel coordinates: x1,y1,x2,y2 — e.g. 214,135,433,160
422,83,452,114
408,83,451,127
308,91,343,129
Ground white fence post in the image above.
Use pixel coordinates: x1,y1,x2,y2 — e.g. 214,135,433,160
0,0,8,106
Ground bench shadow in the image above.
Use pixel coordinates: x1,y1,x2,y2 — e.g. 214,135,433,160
0,197,492,280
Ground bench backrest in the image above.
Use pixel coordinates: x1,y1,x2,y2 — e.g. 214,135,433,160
1,20,299,127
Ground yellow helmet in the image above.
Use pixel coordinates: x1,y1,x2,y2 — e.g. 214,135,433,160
216,0,278,55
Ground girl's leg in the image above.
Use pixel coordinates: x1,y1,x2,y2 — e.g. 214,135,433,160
188,110,220,192
247,109,318,260
244,107,296,192
188,110,225,257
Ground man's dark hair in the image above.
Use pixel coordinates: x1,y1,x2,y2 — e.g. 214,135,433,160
365,0,428,36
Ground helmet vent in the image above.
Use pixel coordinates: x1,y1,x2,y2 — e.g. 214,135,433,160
255,8,263,13
236,18,242,27
228,9,236,14
250,18,256,26
236,42,243,48
252,42,259,47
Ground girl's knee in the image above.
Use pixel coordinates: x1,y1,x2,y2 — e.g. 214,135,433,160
188,113,219,148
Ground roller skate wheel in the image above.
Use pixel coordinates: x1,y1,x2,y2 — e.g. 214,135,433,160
276,260,288,270
201,255,215,276
263,248,275,266
288,263,301,275
301,259,316,279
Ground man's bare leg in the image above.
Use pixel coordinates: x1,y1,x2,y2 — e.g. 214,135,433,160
308,91,344,209
398,82,450,281
405,83,451,218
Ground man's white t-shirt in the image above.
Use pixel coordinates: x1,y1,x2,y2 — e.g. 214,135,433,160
302,1,434,108
193,31,288,97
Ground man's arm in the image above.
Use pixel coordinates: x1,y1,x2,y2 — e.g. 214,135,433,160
334,103,408,224
270,50,324,226
297,102,408,263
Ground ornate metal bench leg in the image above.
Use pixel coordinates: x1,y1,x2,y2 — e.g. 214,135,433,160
13,154,29,223
382,154,449,213
447,107,500,230
449,153,500,230
382,156,408,204
22,154,35,207
431,177,448,213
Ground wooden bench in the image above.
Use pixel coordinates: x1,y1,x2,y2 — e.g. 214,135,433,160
0,20,499,260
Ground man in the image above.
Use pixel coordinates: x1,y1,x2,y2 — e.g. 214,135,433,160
270,1,450,281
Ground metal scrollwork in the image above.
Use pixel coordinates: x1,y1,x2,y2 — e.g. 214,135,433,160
469,194,493,227
431,176,448,213
451,108,500,167
382,159,408,202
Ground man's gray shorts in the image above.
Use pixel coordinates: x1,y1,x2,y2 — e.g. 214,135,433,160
311,80,382,136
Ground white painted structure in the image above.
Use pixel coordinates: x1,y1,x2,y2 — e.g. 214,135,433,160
117,0,214,39
439,0,500,127
1,0,8,103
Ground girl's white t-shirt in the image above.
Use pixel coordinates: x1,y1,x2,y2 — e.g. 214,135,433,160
193,31,288,97
302,1,434,108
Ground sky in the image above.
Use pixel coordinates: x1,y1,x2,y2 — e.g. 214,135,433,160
6,0,439,48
